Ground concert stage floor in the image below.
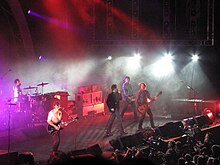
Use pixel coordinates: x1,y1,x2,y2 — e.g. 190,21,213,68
0,111,219,164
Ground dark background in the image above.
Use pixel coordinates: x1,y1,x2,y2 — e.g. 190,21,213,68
0,0,220,109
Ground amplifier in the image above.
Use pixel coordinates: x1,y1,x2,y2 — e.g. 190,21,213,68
78,86,91,94
76,103,104,117
75,93,92,107
91,85,100,92
92,91,102,104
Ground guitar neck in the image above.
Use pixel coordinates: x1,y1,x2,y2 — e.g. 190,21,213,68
64,117,78,125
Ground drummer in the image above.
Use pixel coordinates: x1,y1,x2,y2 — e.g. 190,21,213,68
13,79,23,111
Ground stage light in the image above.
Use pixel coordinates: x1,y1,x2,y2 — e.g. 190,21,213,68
38,56,46,61
28,10,31,14
152,53,174,77
163,52,173,62
133,52,141,61
202,108,214,121
107,56,112,60
192,54,199,62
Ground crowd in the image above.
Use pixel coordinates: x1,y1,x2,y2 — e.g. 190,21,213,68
16,129,220,165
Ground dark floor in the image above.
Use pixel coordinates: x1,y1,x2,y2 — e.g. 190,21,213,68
0,109,218,164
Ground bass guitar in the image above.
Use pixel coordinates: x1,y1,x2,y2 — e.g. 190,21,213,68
137,91,162,114
48,116,78,135
126,95,135,103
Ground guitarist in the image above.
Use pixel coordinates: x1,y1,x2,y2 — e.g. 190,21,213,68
121,76,137,121
137,82,156,130
106,84,127,136
47,101,67,157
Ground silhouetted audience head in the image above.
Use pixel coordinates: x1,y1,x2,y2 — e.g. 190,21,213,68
213,158,219,165
70,155,114,165
178,157,185,165
197,155,206,165
119,157,155,165
211,144,220,158
184,154,192,163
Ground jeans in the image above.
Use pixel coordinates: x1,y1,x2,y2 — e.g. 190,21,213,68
121,100,137,120
138,108,155,129
106,108,124,133
51,131,60,152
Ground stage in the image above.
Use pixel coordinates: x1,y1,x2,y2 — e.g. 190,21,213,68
0,110,219,164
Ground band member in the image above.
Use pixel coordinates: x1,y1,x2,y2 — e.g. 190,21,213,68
136,82,156,130
106,84,127,136
121,76,137,121
13,79,23,111
47,101,67,156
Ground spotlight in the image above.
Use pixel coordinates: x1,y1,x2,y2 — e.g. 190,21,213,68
164,53,173,61
192,54,199,62
107,56,112,60
27,10,31,14
133,53,141,60
202,108,214,121
38,56,46,61
152,52,174,77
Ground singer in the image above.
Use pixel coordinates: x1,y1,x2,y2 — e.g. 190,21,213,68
47,101,67,159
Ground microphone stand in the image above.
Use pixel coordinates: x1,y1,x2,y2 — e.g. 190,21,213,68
181,81,200,129
181,81,199,116
61,107,78,150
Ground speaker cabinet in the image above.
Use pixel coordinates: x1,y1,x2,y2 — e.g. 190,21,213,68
109,132,145,150
92,91,102,104
69,144,102,157
75,93,92,107
155,121,184,139
183,115,213,129
195,115,213,128
78,86,91,94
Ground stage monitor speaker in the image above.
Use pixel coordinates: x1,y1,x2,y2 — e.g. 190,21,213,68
86,144,102,156
69,144,102,157
155,121,184,139
0,151,18,165
109,132,145,150
109,137,122,150
195,115,213,128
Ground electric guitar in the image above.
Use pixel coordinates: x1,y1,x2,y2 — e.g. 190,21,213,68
137,91,162,114
126,95,135,103
48,116,78,135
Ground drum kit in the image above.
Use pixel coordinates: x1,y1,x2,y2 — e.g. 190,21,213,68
17,82,49,122
22,82,49,104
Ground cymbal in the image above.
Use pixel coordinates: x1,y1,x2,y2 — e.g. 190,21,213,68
37,82,49,86
24,86,38,90
7,103,16,105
